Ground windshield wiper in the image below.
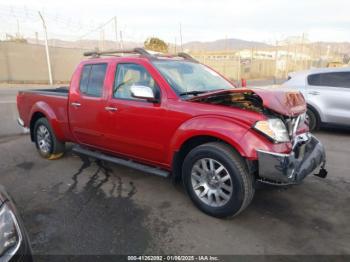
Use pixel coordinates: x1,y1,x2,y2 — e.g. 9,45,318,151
179,89,227,97
179,90,207,96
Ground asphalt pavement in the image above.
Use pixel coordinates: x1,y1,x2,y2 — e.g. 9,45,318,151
0,85,349,257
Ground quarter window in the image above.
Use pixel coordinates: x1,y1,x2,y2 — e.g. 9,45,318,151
79,65,91,94
79,64,107,97
307,74,321,86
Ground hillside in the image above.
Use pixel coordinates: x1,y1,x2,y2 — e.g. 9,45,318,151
183,38,271,51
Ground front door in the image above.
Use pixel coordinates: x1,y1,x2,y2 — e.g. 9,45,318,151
101,62,167,165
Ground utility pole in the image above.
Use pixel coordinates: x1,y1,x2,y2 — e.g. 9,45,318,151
286,43,290,78
301,32,305,70
114,16,118,49
274,40,279,83
16,19,20,38
179,23,183,52
119,31,124,49
237,53,241,86
99,29,105,51
38,11,53,85
35,32,39,45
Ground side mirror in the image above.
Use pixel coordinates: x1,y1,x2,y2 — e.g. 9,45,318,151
130,85,158,102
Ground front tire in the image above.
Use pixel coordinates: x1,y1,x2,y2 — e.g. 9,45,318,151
306,108,320,131
33,118,65,159
182,142,255,218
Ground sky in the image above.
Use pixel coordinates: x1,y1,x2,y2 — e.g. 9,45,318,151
1,0,350,44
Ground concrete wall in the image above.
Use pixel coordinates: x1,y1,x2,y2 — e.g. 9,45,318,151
0,42,307,83
193,54,278,80
0,42,86,84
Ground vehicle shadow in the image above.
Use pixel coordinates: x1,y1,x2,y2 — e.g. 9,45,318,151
315,125,350,135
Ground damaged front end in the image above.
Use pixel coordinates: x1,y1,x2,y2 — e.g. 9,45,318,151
186,87,307,117
257,133,327,185
188,88,327,185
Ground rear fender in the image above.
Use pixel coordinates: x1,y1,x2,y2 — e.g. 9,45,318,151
29,101,65,141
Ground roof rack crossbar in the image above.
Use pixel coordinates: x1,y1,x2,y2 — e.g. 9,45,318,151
177,52,198,63
83,48,199,63
83,48,153,58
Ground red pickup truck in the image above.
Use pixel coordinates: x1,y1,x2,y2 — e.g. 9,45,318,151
17,48,327,218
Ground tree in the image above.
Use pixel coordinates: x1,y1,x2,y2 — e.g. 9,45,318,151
144,37,168,53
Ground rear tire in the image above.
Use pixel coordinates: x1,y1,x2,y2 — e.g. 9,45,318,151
33,118,65,159
182,142,255,218
306,107,320,131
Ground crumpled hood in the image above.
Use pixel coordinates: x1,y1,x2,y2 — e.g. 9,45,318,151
188,87,306,117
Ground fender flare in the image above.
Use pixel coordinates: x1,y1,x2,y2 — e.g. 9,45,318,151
29,101,65,142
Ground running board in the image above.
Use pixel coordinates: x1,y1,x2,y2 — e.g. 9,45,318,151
72,145,170,178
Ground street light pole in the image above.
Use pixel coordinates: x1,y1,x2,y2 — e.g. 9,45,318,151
179,23,183,52
114,16,118,49
38,11,53,85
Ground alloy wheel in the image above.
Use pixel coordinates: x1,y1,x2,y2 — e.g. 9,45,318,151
36,125,52,154
191,158,233,207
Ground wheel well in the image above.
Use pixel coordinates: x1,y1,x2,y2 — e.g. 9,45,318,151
307,104,321,123
171,136,230,183
29,112,46,141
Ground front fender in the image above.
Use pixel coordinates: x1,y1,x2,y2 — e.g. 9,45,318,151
167,116,251,163
29,101,65,141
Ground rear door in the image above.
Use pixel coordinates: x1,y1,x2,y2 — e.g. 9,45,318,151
306,72,350,125
69,63,108,147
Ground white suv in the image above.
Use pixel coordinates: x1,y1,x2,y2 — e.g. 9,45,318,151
282,67,350,130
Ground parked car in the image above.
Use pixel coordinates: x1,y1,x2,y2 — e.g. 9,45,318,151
17,48,327,218
282,67,350,131
0,186,32,262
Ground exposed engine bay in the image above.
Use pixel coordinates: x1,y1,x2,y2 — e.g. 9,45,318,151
190,91,265,113
187,88,306,118
187,89,308,137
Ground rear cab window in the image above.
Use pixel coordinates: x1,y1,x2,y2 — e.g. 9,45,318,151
79,63,107,97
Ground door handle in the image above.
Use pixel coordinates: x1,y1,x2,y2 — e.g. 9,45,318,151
71,102,81,107
105,106,118,112
308,91,320,95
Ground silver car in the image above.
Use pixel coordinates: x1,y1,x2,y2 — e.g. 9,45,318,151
282,67,350,130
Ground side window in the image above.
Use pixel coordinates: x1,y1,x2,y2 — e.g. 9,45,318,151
308,74,321,86
79,63,107,97
113,63,159,100
320,72,350,88
80,65,91,94
308,72,350,88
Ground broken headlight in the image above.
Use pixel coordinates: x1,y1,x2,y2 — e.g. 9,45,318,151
254,118,290,143
0,203,22,258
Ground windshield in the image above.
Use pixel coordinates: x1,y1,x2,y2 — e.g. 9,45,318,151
153,60,234,96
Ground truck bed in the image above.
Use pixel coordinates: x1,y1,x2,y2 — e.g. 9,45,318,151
17,86,72,141
19,86,69,97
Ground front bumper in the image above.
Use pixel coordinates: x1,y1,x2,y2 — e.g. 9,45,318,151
17,117,30,134
257,133,326,184
17,117,25,127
